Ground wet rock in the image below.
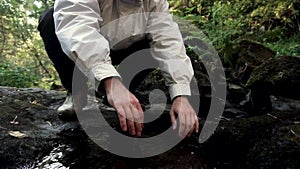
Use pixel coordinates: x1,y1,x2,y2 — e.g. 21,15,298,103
1,86,299,168
133,67,211,104
0,86,207,168
202,110,300,168
247,56,300,99
230,40,275,83
133,69,170,105
226,83,252,111
246,123,300,168
247,56,300,114
222,108,248,120
0,87,66,168
271,96,300,111
227,84,247,102
193,70,211,95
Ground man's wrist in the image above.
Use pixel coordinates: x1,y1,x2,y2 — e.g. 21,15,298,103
102,76,121,94
172,95,189,103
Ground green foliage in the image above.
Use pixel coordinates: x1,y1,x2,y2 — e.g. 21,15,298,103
169,0,300,64
264,34,300,57
0,0,58,89
0,62,38,88
0,0,299,88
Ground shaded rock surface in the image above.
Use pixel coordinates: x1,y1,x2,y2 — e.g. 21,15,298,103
230,40,276,83
247,56,300,100
202,110,300,168
245,56,300,114
0,86,206,169
0,86,299,168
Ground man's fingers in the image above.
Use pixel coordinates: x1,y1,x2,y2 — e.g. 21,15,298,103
136,103,144,128
124,106,136,135
170,97,199,138
187,128,194,137
195,115,199,133
127,119,135,135
131,105,143,137
135,100,143,113
131,96,144,129
116,107,127,131
105,80,145,137
170,109,177,130
131,104,143,123
179,113,186,138
185,112,194,137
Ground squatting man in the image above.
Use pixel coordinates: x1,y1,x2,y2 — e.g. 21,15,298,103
38,0,199,138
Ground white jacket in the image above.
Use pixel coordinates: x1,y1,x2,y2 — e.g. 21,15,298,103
54,0,194,99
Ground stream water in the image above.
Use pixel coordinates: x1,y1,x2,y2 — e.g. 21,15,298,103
31,96,300,169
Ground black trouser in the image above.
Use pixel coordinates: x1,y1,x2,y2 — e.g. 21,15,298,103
38,8,154,93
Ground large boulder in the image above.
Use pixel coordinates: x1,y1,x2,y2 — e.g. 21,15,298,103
246,56,300,114
247,56,300,99
202,110,300,168
230,40,275,83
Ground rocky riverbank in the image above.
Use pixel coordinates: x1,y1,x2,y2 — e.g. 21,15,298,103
1,43,300,168
0,85,299,168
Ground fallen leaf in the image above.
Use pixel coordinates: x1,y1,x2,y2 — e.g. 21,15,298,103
30,100,37,104
10,121,19,125
8,131,28,138
46,121,52,126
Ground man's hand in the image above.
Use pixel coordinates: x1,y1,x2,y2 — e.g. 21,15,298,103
170,96,199,138
103,77,144,136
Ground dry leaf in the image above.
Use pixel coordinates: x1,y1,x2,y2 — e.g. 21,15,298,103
8,131,28,138
46,121,52,126
10,121,19,125
30,100,37,104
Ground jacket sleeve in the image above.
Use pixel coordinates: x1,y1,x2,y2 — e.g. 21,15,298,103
146,0,194,100
53,0,120,88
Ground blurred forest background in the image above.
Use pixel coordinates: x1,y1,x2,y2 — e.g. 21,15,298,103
0,0,299,89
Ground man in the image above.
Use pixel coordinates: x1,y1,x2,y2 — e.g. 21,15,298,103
38,0,199,138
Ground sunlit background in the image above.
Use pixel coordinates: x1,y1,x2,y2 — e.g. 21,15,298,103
0,0,299,89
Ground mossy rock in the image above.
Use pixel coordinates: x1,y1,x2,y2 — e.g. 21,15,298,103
247,56,300,100
246,123,300,168
230,40,275,83
202,110,300,168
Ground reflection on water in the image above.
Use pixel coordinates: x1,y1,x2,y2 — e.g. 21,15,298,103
35,145,69,169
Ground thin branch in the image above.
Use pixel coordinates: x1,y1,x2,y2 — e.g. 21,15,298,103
34,53,52,78
290,129,300,138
